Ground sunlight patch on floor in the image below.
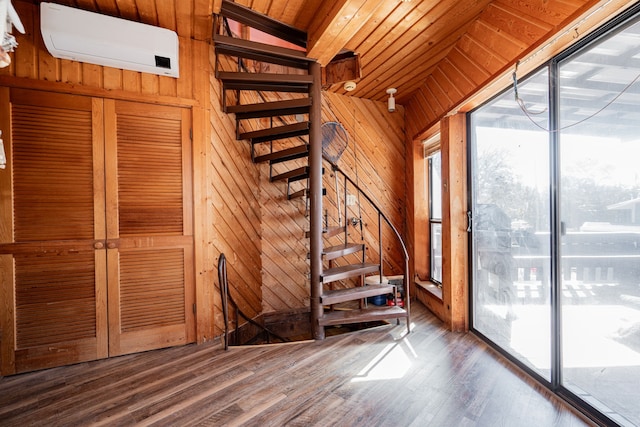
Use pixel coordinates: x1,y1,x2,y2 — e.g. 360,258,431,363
351,340,413,382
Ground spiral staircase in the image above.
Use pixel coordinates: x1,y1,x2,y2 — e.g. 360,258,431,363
214,0,409,340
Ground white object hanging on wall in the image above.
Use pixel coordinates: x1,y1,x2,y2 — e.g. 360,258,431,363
40,2,179,78
0,130,6,170
0,0,26,67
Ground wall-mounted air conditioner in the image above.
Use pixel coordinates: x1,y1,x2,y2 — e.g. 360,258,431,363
40,2,179,78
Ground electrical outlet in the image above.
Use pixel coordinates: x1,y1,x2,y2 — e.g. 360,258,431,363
346,194,357,206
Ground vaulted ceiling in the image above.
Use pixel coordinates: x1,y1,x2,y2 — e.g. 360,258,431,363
34,0,636,133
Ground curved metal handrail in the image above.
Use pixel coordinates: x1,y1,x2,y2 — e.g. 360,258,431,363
327,159,411,316
217,253,289,349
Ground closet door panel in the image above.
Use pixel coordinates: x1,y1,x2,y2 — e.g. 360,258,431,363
0,89,107,374
105,100,195,356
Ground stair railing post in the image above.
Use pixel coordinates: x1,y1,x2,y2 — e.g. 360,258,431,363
405,255,411,333
334,165,342,227
378,213,383,279
309,61,324,340
343,174,348,242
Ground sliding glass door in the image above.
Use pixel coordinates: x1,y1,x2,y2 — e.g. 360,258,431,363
470,68,552,380
470,8,640,425
557,17,640,424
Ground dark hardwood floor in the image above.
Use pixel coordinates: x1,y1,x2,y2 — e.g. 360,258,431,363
0,302,593,426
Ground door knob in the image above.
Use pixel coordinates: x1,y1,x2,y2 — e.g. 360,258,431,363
94,241,105,249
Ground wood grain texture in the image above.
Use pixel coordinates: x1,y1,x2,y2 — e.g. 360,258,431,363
0,302,593,427
3,0,628,126
209,53,263,336
0,90,196,374
211,47,407,318
440,113,468,332
3,2,207,108
405,0,612,140
2,3,211,354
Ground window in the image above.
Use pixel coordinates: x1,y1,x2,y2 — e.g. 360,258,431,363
428,150,442,284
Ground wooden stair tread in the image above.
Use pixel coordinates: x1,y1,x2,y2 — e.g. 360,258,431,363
305,225,345,239
254,144,309,164
320,284,394,305
318,306,408,327
323,242,364,261
321,263,379,284
219,71,313,93
240,122,310,144
214,34,313,69
271,166,308,183
223,81,311,93
288,188,307,200
289,187,325,200
323,226,345,238
219,0,307,49
218,72,313,85
226,98,311,118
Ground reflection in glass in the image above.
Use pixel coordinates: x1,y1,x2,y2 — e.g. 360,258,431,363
430,223,442,283
429,151,442,283
470,68,552,380
558,19,640,426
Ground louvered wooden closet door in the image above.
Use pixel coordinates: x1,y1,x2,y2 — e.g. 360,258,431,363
0,89,108,374
105,100,195,356
0,90,195,375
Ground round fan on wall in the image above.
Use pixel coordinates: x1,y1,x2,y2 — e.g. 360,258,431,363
321,121,348,165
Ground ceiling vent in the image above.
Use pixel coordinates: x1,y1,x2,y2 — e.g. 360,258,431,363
40,2,179,78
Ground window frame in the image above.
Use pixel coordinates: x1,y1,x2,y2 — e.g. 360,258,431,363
427,149,442,285
424,135,442,285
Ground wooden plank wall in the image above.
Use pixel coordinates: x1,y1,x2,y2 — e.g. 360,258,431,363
2,2,206,104
0,1,213,341
2,2,408,344
213,55,407,315
261,91,408,313
208,53,263,336
239,92,408,314
320,92,407,288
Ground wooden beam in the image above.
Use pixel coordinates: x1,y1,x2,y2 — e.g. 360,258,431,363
307,0,385,66
440,113,468,332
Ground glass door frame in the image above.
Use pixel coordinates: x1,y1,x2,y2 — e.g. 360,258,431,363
468,5,640,425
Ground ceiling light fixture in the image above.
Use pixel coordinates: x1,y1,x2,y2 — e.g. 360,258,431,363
344,80,357,91
387,88,397,112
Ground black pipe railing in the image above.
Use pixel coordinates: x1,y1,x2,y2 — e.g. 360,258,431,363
217,253,289,349
214,17,410,335
328,160,411,314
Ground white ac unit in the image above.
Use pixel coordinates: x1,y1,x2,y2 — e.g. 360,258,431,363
40,2,179,78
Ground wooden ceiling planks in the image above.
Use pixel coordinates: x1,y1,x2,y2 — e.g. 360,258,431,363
406,0,613,138
345,0,493,102
32,0,628,137
482,2,554,46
